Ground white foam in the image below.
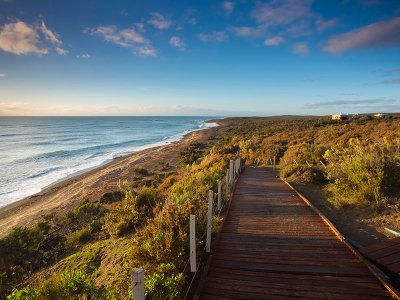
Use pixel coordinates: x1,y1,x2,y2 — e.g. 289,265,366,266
0,119,219,207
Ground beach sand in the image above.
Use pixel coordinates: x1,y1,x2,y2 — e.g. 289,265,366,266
0,122,225,237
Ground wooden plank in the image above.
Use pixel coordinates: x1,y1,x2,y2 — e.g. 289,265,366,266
195,168,399,299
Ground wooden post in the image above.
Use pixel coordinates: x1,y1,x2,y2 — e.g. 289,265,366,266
132,268,144,300
190,215,196,272
238,157,241,173
217,181,222,212
206,190,213,253
273,156,276,170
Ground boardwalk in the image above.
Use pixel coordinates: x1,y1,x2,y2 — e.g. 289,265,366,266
196,167,399,299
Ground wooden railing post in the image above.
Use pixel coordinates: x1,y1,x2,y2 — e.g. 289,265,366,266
273,156,276,171
132,268,144,300
206,190,213,253
190,214,196,272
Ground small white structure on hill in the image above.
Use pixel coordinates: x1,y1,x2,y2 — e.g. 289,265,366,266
374,113,391,119
332,113,350,121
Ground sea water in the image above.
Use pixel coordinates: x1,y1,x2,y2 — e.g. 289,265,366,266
0,116,218,207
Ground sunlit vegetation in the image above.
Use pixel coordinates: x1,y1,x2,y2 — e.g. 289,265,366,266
2,115,400,299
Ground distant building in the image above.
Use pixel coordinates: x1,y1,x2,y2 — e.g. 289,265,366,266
374,113,391,119
332,113,350,120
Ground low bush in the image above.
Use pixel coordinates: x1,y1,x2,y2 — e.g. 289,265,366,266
324,139,400,205
100,191,125,204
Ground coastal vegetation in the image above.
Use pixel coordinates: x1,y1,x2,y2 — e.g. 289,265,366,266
1,116,400,299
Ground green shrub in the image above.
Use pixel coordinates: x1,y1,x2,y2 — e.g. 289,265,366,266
324,139,400,205
65,199,105,231
100,191,124,204
7,287,38,300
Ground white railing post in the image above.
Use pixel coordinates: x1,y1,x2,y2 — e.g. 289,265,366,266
225,169,229,194
206,190,213,253
132,268,145,300
320,160,327,169
190,214,196,272
217,181,222,212
229,160,234,186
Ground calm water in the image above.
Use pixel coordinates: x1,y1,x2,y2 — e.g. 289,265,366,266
0,116,218,207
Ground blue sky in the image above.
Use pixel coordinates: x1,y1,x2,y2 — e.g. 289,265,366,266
0,0,399,116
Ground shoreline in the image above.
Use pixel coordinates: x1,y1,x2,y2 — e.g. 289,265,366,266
0,119,224,237
41,120,220,192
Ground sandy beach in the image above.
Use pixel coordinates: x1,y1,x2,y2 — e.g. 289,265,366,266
0,121,225,237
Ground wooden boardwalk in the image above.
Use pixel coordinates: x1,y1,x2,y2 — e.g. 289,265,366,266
196,167,399,299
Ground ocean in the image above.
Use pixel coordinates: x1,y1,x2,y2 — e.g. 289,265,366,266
0,116,218,207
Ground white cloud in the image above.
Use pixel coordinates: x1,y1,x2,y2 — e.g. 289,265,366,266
230,26,263,37
293,42,309,55
87,25,156,57
323,17,400,54
87,25,146,47
222,1,235,15
76,53,91,59
169,36,186,51
55,47,68,55
148,12,171,29
197,31,228,43
0,73,5,77
264,36,284,46
135,46,157,57
0,20,67,55
0,21,47,55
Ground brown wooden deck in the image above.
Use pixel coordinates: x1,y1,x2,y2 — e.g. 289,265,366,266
196,167,399,299
360,237,400,276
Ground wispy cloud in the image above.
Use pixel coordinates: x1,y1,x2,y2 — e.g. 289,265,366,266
0,20,67,55
0,73,5,78
0,101,265,117
169,36,186,51
323,17,400,54
252,0,313,27
197,31,228,42
86,25,156,56
76,53,91,59
305,98,398,109
222,1,235,15
229,26,263,37
293,42,309,55
148,12,171,30
385,68,400,75
264,36,284,46
136,46,157,57
316,17,338,33
383,78,400,84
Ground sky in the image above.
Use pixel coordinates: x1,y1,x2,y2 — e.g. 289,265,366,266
0,0,399,116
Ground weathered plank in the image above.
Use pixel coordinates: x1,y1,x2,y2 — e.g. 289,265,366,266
195,167,399,299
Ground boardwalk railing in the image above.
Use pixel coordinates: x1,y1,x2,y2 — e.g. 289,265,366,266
131,157,242,300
